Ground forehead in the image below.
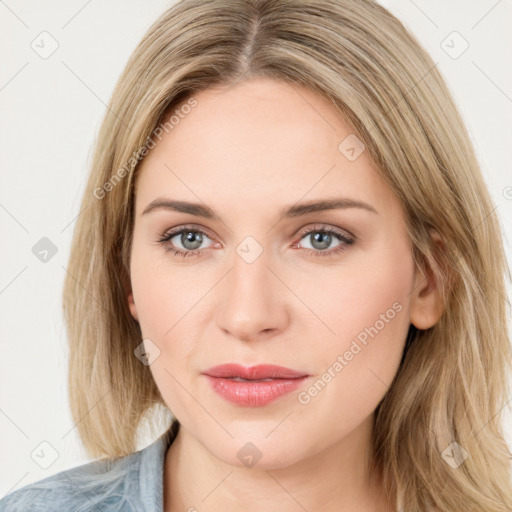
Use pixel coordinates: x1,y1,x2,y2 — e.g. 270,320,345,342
134,77,400,220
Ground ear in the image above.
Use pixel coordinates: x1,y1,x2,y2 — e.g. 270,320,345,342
127,291,139,322
121,266,139,322
409,230,446,330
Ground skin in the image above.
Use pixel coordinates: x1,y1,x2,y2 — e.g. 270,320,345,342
127,77,444,511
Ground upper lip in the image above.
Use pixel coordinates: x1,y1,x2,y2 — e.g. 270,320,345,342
202,364,308,380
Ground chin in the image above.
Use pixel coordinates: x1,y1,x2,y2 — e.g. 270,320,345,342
204,433,303,471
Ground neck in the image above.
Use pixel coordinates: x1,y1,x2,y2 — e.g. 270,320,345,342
163,416,395,512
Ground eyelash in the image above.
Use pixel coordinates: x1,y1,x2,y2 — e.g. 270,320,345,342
157,224,355,259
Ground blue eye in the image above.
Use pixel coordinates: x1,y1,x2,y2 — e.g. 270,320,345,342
295,225,355,257
158,226,214,258
157,224,355,259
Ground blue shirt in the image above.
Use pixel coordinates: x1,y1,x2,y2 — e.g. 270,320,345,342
0,423,179,512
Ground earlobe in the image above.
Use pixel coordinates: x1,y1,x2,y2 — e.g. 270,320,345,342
128,292,139,322
409,231,446,330
122,266,139,322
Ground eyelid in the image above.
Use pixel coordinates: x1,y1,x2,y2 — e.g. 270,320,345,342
159,223,215,241
294,223,355,241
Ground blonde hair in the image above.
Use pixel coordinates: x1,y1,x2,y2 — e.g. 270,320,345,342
62,0,512,509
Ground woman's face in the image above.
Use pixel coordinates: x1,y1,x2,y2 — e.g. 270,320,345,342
128,77,440,469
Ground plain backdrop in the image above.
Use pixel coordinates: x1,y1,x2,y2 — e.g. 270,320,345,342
1,0,511,497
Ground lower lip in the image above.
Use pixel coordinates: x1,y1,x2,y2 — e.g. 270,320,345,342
204,375,308,407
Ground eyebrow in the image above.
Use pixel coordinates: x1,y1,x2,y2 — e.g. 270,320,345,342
141,197,378,220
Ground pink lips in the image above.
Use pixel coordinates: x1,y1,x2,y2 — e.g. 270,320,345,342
202,364,309,407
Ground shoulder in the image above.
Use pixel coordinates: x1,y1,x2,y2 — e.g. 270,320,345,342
0,424,178,512
0,448,144,512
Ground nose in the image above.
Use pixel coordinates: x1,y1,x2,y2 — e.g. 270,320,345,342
215,246,290,343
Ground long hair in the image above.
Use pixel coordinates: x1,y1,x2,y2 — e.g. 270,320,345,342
62,0,512,510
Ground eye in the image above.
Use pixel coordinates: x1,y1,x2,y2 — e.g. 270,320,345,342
157,225,215,259
293,224,355,257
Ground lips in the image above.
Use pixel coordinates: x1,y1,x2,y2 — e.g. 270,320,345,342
202,363,308,380
202,364,310,407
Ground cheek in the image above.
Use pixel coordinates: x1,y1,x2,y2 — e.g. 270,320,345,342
303,245,413,340
131,258,199,415
130,243,194,336
130,243,205,373
299,248,413,416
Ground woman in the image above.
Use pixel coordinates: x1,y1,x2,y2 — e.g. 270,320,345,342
1,0,511,510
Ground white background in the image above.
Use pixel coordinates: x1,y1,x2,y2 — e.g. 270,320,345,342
1,0,511,497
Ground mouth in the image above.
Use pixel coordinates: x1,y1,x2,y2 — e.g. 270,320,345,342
202,364,310,407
